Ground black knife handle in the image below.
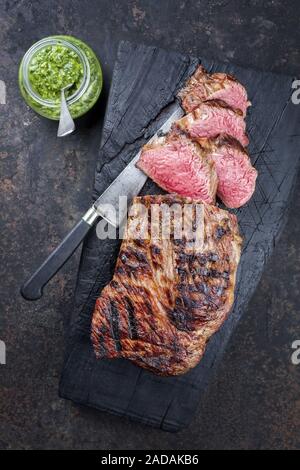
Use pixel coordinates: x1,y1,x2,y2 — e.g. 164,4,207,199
21,218,93,301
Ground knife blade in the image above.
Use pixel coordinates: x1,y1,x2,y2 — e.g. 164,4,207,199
21,104,184,300
94,104,184,227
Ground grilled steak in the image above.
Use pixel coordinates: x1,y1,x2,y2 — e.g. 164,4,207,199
91,194,242,376
200,135,257,208
178,65,250,116
176,100,249,147
170,131,256,208
136,133,218,204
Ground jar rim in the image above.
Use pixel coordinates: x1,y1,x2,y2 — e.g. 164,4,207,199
21,37,91,107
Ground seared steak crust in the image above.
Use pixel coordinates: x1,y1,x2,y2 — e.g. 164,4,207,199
91,194,242,376
178,65,250,116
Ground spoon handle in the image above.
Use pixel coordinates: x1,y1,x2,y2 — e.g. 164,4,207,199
57,88,75,137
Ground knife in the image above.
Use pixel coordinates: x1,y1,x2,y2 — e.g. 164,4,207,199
21,105,184,301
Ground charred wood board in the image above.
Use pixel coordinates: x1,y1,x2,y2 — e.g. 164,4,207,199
59,41,300,432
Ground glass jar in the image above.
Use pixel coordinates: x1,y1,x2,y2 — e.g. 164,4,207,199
19,35,103,120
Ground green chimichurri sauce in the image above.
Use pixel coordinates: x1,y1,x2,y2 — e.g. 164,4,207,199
19,35,103,120
28,45,84,101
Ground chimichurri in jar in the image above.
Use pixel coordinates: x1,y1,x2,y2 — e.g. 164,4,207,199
19,36,103,120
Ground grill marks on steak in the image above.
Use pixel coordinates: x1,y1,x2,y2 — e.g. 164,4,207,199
136,134,218,204
91,68,253,377
91,195,242,376
178,65,250,116
176,100,249,147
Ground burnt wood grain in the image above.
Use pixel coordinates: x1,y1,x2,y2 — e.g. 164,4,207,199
59,41,300,432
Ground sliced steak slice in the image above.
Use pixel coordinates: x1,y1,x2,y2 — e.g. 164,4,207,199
178,65,250,116
194,135,257,208
176,100,249,147
91,194,242,376
136,134,218,204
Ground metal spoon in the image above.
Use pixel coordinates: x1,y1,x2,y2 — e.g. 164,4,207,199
57,83,75,137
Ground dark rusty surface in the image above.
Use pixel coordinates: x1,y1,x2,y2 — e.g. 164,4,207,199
0,0,300,450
